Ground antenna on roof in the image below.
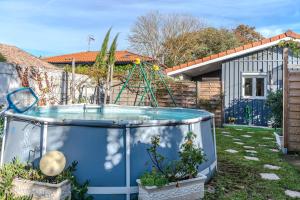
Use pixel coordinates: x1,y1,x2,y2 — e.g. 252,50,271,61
87,35,95,51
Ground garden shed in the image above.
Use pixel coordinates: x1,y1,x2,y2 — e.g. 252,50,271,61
166,30,300,127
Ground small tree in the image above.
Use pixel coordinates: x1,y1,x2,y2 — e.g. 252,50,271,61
91,28,118,104
233,24,264,44
128,11,204,63
266,90,283,128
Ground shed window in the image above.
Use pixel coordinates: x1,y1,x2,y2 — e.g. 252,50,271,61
242,74,266,99
244,78,253,96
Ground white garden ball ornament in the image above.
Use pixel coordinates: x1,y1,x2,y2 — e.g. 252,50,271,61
39,151,66,176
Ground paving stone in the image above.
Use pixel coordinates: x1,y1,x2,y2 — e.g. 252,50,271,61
259,144,268,147
260,173,280,180
245,150,257,154
262,137,273,140
234,142,244,145
242,135,252,138
270,148,279,152
247,131,255,134
233,138,241,141
243,146,255,149
224,134,233,137
244,156,259,161
225,149,238,154
285,190,300,198
235,128,243,131
222,131,230,134
264,164,281,170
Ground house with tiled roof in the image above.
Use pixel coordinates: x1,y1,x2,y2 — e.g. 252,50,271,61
166,30,300,126
43,50,153,67
0,43,59,70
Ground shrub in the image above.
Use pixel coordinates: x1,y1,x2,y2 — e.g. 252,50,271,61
140,132,205,187
266,90,283,128
0,159,93,200
0,53,6,62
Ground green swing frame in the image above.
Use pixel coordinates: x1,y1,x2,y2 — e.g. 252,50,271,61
114,62,176,107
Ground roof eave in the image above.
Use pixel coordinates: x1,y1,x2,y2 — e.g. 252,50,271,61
167,37,299,76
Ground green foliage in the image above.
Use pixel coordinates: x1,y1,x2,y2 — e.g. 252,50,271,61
164,27,241,67
94,28,111,70
0,117,4,136
177,132,205,178
107,34,119,67
266,90,283,128
205,127,300,200
233,24,264,44
140,169,169,187
64,64,92,76
140,132,205,187
64,64,131,77
0,159,93,200
278,39,300,56
0,53,6,62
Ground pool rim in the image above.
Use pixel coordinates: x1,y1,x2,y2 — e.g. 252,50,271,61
4,104,214,128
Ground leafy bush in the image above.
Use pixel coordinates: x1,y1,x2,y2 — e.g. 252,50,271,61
140,132,205,187
0,53,6,62
0,159,93,200
140,170,169,187
64,64,132,77
266,90,283,128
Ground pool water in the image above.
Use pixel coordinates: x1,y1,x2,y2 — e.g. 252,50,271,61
23,106,210,121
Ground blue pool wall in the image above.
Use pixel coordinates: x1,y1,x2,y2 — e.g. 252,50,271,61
2,106,217,200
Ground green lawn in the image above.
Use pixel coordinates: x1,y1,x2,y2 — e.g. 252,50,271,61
204,126,300,200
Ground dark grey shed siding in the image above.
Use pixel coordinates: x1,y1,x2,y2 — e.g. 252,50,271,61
222,46,300,126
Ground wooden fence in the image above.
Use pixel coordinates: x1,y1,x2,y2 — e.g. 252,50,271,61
110,80,197,108
283,48,300,152
110,79,222,127
197,78,223,127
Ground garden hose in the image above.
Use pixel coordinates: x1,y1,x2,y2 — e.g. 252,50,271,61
245,105,252,124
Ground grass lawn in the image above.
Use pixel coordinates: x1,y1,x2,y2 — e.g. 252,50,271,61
204,126,300,200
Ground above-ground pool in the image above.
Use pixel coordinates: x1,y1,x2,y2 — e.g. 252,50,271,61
1,105,217,200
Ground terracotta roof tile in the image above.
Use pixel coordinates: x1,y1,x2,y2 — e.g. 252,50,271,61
234,46,244,52
166,30,300,74
243,43,253,50
226,49,235,54
218,52,227,57
270,35,280,42
0,43,59,70
261,38,271,44
279,33,286,39
202,56,210,62
210,54,219,59
252,41,261,47
43,50,153,64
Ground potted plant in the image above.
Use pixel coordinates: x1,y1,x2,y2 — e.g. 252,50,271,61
266,90,284,152
0,159,93,200
137,132,207,200
228,117,236,124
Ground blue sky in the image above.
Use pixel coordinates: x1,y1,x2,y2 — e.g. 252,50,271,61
0,0,299,57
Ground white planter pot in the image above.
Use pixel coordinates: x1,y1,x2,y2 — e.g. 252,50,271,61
137,173,207,200
12,178,71,200
274,132,284,149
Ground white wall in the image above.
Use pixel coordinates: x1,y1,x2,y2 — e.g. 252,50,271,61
0,62,97,106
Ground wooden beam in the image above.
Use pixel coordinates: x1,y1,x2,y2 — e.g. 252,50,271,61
283,47,289,149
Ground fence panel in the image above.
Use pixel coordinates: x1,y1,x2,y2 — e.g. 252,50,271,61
284,48,300,152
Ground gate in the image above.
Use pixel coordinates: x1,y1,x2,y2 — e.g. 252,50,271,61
283,48,300,152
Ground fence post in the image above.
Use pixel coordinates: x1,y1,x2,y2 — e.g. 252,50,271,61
283,47,289,151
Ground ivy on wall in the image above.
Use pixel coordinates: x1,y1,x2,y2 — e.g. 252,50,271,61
278,39,300,56
0,53,6,62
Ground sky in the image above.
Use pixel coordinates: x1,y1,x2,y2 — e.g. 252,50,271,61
0,0,300,57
